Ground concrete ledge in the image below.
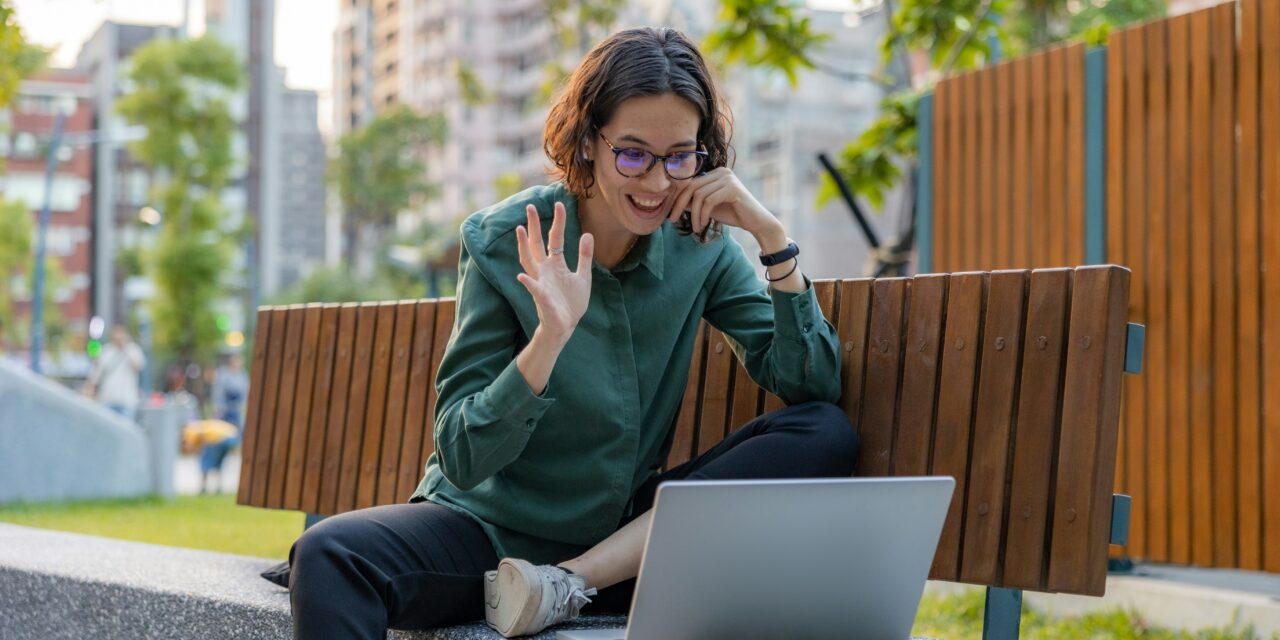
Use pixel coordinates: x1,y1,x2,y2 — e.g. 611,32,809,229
0,523,627,640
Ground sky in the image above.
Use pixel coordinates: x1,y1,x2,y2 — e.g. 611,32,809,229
12,0,338,130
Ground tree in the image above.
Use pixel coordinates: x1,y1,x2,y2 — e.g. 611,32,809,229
330,106,447,271
0,199,67,354
704,0,1165,268
115,35,244,368
0,1,45,110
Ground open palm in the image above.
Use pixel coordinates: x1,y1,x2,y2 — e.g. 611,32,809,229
515,202,595,341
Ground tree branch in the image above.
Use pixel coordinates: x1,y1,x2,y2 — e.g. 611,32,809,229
939,0,998,75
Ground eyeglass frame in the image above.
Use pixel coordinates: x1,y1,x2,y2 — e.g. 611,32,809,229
597,132,710,180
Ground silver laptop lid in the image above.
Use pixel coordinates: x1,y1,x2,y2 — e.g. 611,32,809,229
610,477,955,640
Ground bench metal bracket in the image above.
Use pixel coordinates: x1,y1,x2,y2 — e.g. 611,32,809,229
1110,493,1131,546
1124,323,1145,374
982,586,1023,640
304,513,326,531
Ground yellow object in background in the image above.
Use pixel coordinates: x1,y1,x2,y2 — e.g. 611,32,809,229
181,419,238,454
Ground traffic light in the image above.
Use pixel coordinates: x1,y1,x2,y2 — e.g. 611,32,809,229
87,315,104,358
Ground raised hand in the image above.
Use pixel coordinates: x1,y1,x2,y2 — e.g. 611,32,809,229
515,201,595,344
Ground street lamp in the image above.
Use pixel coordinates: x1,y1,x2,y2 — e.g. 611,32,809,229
28,114,146,375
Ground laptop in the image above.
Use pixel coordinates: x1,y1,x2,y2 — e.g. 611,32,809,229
556,477,955,640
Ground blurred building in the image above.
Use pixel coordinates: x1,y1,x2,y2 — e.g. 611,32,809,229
74,22,182,330
277,89,328,290
0,72,96,374
334,0,561,227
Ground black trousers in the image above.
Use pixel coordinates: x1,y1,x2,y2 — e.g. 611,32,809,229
288,401,859,639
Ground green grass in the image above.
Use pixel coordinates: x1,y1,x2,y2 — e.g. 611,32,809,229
913,590,1278,640
0,494,303,559
0,498,1274,639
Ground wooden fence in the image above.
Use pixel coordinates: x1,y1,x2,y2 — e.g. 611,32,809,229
920,0,1280,572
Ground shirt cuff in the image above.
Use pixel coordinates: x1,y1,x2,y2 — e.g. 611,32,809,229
769,275,823,342
488,358,557,431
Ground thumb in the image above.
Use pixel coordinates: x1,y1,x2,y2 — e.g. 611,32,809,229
576,232,595,275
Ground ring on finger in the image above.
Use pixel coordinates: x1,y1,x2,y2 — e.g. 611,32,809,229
549,246,565,255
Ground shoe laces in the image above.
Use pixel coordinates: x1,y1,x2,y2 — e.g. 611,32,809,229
536,565,598,627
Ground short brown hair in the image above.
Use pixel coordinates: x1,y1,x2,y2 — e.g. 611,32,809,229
543,27,733,199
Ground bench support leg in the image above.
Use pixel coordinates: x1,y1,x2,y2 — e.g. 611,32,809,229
982,586,1022,640
304,513,326,531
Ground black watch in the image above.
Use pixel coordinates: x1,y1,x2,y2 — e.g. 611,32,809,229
759,240,800,266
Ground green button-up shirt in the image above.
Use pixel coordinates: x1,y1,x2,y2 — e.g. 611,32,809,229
412,182,842,564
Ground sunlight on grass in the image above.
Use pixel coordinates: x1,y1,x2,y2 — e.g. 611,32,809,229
0,494,302,559
913,590,1277,640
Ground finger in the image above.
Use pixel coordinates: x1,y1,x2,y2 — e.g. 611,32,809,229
668,172,712,223
689,178,722,233
548,201,567,257
516,272,546,304
576,232,595,276
516,225,538,277
526,205,546,259
696,184,736,231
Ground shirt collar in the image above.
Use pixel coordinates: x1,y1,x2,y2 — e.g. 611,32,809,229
558,183,665,281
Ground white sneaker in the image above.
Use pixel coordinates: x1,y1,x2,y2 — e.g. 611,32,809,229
484,559,598,638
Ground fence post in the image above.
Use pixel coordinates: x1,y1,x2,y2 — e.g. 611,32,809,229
1085,47,1108,264
916,92,935,274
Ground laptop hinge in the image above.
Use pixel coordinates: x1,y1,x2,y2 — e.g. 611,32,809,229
982,586,1022,640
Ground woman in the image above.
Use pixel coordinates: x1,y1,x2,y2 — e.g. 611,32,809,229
288,27,858,639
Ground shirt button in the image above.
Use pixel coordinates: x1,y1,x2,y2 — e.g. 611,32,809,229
803,324,812,334
526,419,535,428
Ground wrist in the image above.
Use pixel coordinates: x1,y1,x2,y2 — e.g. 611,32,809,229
753,223,789,255
532,324,573,350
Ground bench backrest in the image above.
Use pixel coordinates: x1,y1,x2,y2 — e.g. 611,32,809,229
237,265,1131,597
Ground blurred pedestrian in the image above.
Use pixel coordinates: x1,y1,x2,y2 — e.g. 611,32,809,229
212,353,248,428
181,419,239,494
83,326,145,421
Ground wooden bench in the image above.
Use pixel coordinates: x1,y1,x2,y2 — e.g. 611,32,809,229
237,264,1143,639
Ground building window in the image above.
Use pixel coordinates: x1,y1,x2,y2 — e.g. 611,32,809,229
13,132,37,158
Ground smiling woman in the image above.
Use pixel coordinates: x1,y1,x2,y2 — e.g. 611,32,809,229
285,27,854,640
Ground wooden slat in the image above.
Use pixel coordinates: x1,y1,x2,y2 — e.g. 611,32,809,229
237,307,274,506
1048,266,1129,595
961,270,1027,585
979,67,996,269
1066,44,1086,266
928,272,986,581
1188,8,1214,567
1259,0,1280,575
893,274,948,477
395,300,439,502
697,328,734,455
933,79,950,272
761,391,785,414
1013,55,1032,273
1209,0,1238,568
355,302,397,510
836,280,873,441
282,305,323,510
995,62,1013,270
265,306,305,509
376,301,417,506
1143,19,1170,563
299,304,340,514
1046,46,1067,268
1104,30,1128,541
1165,14,1193,565
946,78,963,272
1029,51,1049,269
318,304,358,515
421,299,455,473
963,72,980,269
335,303,379,514
727,358,761,434
667,323,706,469
1235,0,1263,572
1122,25,1149,559
1003,269,1072,590
860,278,907,477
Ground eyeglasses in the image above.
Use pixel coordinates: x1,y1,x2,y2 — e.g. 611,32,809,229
599,132,709,180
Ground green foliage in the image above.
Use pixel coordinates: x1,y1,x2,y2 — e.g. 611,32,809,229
704,0,830,86
330,106,446,239
1068,0,1168,47
912,590,1274,640
456,61,492,106
494,172,525,200
115,35,244,366
0,1,47,109
268,265,407,305
883,0,1010,72
0,198,68,353
817,90,919,211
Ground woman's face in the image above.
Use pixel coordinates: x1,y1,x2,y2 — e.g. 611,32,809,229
586,92,702,237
